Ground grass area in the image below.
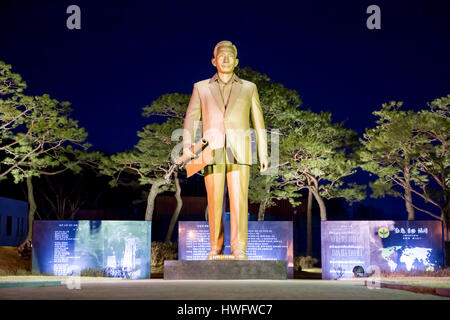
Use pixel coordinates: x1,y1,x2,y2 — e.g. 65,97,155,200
0,246,31,273
380,268,450,278
386,280,450,288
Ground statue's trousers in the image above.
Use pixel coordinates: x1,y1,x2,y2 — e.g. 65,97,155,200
203,147,250,254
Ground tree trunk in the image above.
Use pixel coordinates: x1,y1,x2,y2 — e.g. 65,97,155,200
443,218,448,242
258,198,268,221
441,208,448,241
311,188,327,221
441,193,450,241
145,179,166,221
165,170,182,243
404,170,415,220
69,207,80,220
306,188,313,257
404,187,415,220
22,176,36,246
258,183,271,221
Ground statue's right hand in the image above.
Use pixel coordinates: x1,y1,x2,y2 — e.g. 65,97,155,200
183,147,195,158
177,147,195,165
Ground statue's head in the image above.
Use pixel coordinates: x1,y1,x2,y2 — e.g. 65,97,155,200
211,40,239,74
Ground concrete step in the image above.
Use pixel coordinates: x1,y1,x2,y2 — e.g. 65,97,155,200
164,260,287,280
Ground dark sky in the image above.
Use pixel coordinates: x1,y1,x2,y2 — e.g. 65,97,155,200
0,0,449,219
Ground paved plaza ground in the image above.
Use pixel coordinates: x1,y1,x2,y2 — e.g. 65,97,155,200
1,278,449,300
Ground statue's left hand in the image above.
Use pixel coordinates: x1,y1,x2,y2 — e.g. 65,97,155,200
260,156,268,173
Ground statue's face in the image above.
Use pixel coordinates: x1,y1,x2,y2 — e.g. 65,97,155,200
212,47,239,74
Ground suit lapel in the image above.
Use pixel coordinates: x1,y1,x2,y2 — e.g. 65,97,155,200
208,82,225,113
225,81,242,116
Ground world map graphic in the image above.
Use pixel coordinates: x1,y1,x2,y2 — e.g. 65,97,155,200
378,246,436,272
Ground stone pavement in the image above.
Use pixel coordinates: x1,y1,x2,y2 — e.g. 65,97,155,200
0,279,449,300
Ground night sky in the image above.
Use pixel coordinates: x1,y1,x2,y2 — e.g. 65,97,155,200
1,0,449,219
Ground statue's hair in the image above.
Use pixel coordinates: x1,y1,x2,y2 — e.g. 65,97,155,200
213,40,237,58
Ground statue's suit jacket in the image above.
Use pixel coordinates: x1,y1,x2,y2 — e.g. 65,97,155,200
183,73,268,165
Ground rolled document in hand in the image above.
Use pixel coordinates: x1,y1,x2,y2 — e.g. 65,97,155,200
177,138,213,177
176,138,209,165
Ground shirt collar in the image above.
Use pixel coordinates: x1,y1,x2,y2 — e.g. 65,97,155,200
209,73,243,84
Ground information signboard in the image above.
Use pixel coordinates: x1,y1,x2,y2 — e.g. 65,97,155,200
321,220,444,279
32,220,152,279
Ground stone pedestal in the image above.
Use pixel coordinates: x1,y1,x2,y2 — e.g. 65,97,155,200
164,260,287,280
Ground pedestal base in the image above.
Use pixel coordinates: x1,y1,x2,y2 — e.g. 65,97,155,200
164,260,287,280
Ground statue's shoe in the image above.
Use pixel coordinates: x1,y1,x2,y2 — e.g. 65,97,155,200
232,250,248,260
207,249,223,260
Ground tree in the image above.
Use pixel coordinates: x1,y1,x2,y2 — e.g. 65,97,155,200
100,93,189,242
34,150,105,220
276,110,365,221
361,96,450,239
101,119,179,221
0,61,91,245
360,99,449,226
360,101,423,220
416,95,450,238
141,93,189,242
235,67,302,221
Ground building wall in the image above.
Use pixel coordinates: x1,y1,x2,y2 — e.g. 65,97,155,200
0,197,29,246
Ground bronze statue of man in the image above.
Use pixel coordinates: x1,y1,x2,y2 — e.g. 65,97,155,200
182,40,268,260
